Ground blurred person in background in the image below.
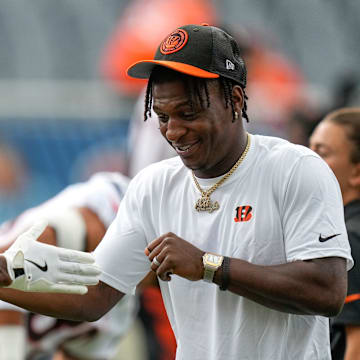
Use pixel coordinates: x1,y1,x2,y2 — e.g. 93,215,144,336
0,172,137,360
287,72,360,147
225,25,305,137
0,143,25,193
0,140,57,224
310,108,360,360
126,92,176,178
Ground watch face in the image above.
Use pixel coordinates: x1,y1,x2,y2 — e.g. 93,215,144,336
204,253,223,266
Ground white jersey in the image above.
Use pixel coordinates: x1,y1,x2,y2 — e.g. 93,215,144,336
95,135,353,360
0,171,129,247
0,172,137,360
127,88,177,177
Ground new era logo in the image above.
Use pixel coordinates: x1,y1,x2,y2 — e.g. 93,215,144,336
226,59,235,70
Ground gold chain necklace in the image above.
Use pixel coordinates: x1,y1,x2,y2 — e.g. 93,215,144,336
192,133,250,213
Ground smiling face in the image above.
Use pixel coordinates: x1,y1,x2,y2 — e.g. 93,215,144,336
152,75,246,178
309,120,360,205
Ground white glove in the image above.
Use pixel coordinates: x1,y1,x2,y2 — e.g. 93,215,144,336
3,220,101,295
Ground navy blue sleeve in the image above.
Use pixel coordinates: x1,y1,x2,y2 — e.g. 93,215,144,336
333,230,360,326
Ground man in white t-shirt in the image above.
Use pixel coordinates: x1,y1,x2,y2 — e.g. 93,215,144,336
0,24,353,360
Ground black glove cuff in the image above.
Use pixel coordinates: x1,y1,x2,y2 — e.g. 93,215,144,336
14,268,25,278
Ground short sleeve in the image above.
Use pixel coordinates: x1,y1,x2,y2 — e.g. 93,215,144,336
281,155,353,269
94,177,151,295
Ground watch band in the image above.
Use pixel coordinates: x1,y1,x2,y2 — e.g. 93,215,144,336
220,256,230,291
202,253,223,283
203,267,216,283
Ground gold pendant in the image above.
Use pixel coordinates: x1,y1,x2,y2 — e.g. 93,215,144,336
195,195,220,213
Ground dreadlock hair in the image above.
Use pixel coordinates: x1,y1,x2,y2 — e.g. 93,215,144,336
144,66,249,123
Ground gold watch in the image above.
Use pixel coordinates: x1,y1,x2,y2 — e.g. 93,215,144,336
202,253,224,283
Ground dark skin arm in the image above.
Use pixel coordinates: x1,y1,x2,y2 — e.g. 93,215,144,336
0,206,154,322
146,232,347,317
0,278,123,322
0,207,122,321
0,257,11,286
0,268,156,323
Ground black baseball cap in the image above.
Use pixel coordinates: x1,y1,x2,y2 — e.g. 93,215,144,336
127,24,247,87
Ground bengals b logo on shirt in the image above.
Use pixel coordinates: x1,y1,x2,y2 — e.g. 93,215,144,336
234,206,253,222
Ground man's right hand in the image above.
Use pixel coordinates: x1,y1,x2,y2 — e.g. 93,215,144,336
2,220,101,295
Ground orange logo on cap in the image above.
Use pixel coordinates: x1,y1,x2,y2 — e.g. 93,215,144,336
160,29,188,55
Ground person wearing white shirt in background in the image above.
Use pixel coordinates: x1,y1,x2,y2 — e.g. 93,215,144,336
0,172,135,360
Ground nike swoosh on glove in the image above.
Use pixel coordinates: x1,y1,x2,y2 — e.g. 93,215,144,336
3,220,101,295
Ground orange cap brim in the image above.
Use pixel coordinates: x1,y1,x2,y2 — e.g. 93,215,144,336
127,60,219,79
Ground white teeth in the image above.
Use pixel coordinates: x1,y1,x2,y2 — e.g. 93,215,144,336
177,145,191,151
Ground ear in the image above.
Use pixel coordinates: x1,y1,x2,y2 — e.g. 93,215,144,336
232,85,244,115
349,163,360,187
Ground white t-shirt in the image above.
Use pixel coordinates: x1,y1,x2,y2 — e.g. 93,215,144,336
127,88,177,178
95,135,353,360
0,171,129,248
0,172,136,360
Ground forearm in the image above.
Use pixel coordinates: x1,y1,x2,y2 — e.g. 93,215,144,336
213,257,347,316
77,207,106,252
0,257,11,286
0,288,90,321
0,281,122,322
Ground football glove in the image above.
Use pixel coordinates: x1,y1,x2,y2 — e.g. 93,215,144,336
3,220,101,294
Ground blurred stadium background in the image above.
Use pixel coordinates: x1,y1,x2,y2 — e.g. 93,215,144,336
0,1,359,358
